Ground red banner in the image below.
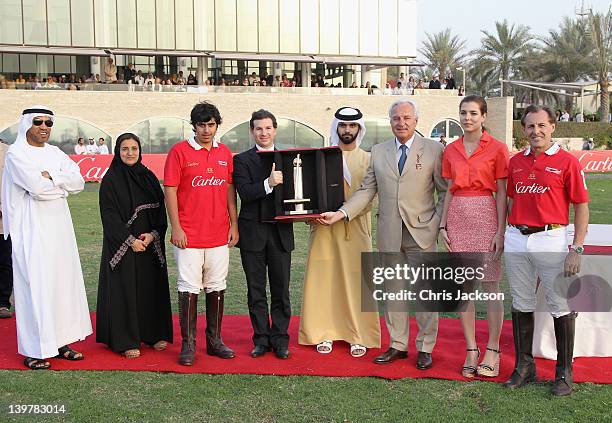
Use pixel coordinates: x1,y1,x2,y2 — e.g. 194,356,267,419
71,150,612,182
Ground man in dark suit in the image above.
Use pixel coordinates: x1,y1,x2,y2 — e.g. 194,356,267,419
429,75,441,89
233,109,294,359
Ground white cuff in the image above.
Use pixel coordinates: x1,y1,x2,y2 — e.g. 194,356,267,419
339,209,348,220
263,178,273,195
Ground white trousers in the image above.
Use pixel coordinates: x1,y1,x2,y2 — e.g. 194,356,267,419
504,226,571,318
174,245,229,294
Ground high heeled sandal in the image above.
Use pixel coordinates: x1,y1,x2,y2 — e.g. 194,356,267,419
477,347,501,377
461,348,480,378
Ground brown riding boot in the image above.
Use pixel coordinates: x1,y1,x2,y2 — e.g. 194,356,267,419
205,290,235,359
552,312,577,396
178,291,198,366
505,309,537,389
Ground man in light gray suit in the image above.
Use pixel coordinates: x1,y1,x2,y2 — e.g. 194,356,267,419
320,99,447,369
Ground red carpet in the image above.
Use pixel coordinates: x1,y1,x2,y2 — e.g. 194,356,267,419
0,314,610,383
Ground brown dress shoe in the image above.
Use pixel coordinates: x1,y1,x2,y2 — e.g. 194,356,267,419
0,307,12,319
416,351,433,370
373,347,408,364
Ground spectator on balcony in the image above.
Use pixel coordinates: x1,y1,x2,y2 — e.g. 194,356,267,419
15,74,26,84
124,63,136,84
383,83,393,95
97,138,109,154
134,70,144,86
429,75,441,89
74,137,87,155
397,72,407,89
446,74,457,90
86,138,98,155
177,71,187,85
145,73,155,86
104,58,117,83
281,74,291,87
42,76,60,89
393,82,406,95
187,72,197,85
560,110,570,122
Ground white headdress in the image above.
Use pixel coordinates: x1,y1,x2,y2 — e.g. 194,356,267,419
329,107,366,187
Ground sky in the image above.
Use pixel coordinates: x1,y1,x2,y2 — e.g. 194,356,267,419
416,0,611,59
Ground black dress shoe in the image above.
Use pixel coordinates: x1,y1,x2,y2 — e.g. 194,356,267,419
373,347,408,364
251,345,271,358
416,351,433,370
275,347,290,359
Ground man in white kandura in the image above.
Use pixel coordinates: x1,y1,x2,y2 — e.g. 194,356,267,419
2,105,92,370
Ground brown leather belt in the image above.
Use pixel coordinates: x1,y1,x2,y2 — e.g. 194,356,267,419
511,224,566,235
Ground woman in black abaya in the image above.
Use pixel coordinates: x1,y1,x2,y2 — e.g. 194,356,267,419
96,133,172,358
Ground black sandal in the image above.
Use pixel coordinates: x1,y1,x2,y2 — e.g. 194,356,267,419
56,345,84,361
461,348,480,378
24,357,51,370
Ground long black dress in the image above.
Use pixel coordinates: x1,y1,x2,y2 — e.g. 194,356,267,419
96,141,172,353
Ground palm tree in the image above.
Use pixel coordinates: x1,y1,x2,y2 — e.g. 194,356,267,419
473,20,534,96
588,8,612,121
418,28,467,81
539,17,593,111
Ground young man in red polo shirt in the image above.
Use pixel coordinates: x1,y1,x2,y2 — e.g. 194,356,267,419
164,101,239,365
504,105,589,396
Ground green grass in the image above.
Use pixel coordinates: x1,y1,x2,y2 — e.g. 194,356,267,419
1,175,611,422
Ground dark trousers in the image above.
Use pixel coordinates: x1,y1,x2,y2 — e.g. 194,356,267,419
240,225,291,349
0,235,13,309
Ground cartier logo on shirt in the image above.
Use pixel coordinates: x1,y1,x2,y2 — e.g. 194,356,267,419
515,182,550,194
191,176,226,187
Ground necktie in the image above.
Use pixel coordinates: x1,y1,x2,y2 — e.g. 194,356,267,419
398,144,408,174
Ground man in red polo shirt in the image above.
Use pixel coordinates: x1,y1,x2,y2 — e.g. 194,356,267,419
164,101,239,366
504,105,589,396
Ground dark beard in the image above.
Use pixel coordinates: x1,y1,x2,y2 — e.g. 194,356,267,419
339,133,357,144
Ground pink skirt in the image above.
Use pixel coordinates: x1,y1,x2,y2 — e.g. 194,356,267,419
447,195,500,281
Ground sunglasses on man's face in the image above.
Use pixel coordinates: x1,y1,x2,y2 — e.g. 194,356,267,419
32,119,54,127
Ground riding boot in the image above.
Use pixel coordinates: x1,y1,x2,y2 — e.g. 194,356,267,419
505,309,536,389
205,290,235,359
178,291,198,366
551,312,577,396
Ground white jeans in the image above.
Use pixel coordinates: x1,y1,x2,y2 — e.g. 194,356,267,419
174,245,229,294
504,225,571,317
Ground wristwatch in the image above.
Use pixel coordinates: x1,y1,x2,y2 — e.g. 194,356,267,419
570,245,584,254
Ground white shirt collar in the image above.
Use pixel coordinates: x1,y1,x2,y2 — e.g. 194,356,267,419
255,144,275,151
524,142,560,156
395,134,415,151
188,135,219,151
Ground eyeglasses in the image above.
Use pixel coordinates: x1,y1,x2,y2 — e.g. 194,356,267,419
32,119,54,127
